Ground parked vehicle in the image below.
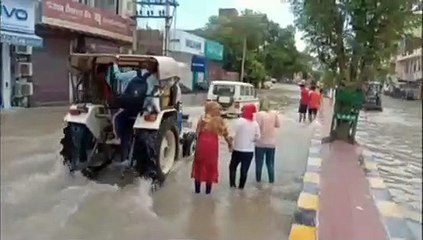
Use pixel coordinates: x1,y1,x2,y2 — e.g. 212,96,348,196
60,53,196,187
362,81,383,111
206,81,259,117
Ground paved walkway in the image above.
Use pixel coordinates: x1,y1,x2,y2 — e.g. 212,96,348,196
318,99,388,240
289,98,395,240
319,143,388,239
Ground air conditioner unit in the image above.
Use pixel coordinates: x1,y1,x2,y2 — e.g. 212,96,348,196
14,81,34,98
17,62,33,77
15,45,32,55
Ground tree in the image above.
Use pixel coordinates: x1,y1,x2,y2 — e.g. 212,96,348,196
193,10,314,84
290,0,420,143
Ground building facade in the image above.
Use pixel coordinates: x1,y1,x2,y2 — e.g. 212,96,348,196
1,0,43,109
169,29,206,91
218,8,238,17
31,0,135,106
136,29,163,55
393,26,422,99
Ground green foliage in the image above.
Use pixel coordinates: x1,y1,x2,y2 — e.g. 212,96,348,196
290,0,420,86
193,10,315,83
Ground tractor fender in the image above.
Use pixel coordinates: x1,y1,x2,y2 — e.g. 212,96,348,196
64,104,110,139
133,109,178,130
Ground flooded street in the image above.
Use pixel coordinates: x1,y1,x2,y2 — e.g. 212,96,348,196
1,84,314,240
356,96,422,232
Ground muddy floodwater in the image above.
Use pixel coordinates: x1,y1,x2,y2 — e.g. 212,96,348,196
356,96,422,238
1,84,315,240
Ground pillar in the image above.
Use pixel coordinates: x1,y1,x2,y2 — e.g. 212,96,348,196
2,43,12,109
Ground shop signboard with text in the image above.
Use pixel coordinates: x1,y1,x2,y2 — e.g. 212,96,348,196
41,0,135,43
1,0,36,34
205,40,224,61
169,29,205,56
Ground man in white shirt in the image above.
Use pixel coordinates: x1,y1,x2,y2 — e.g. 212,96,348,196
229,104,261,189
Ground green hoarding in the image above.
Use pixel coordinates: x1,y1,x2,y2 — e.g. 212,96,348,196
205,40,224,61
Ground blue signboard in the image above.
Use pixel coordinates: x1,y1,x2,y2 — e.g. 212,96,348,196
191,55,206,72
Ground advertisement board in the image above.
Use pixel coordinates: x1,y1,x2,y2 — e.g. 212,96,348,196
205,40,224,61
1,0,36,34
169,29,205,56
41,0,134,43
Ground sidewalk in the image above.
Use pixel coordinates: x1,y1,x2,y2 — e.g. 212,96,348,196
289,98,393,240
318,98,388,240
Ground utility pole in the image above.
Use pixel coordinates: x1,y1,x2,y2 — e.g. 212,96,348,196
240,37,247,82
134,0,179,56
132,0,137,53
163,0,171,56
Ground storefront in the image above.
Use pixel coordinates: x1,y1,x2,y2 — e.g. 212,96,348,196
204,39,224,81
31,0,134,105
1,0,43,109
169,29,206,91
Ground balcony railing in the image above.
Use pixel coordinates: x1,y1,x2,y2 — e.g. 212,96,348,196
396,48,422,61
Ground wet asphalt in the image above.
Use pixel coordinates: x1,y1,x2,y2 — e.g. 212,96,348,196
1,84,314,240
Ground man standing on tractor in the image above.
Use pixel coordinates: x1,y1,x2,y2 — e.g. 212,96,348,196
106,61,160,146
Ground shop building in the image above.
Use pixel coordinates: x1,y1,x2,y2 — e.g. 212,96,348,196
136,29,163,55
169,29,207,91
31,0,135,106
204,39,224,81
1,0,43,109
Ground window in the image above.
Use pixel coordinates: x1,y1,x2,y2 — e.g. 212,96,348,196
212,84,235,96
245,86,251,96
73,0,88,4
251,87,255,97
94,0,117,14
240,86,246,95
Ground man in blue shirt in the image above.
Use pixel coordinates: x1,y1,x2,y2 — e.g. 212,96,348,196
107,61,160,146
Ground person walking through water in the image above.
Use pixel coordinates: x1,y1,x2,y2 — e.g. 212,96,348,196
298,80,310,123
191,101,232,194
308,85,321,122
229,104,261,189
255,98,280,183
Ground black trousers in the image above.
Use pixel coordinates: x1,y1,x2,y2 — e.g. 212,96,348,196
229,150,254,189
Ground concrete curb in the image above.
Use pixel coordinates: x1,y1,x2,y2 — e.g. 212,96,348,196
288,126,323,240
359,147,417,240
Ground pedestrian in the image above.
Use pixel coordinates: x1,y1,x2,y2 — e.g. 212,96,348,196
255,98,280,183
298,80,310,123
191,101,233,194
308,85,321,122
229,104,261,189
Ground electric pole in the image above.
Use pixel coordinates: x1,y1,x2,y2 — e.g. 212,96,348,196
134,0,179,56
240,37,247,82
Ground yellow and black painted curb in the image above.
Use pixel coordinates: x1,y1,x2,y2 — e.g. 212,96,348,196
288,127,322,240
360,147,417,240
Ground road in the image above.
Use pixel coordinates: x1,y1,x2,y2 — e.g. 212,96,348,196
1,84,315,240
356,95,422,238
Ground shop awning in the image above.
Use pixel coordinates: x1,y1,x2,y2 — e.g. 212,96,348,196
0,30,43,48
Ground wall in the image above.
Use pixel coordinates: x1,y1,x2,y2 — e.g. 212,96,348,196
207,60,224,80
137,29,163,55
170,52,194,90
169,29,205,56
119,0,135,19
